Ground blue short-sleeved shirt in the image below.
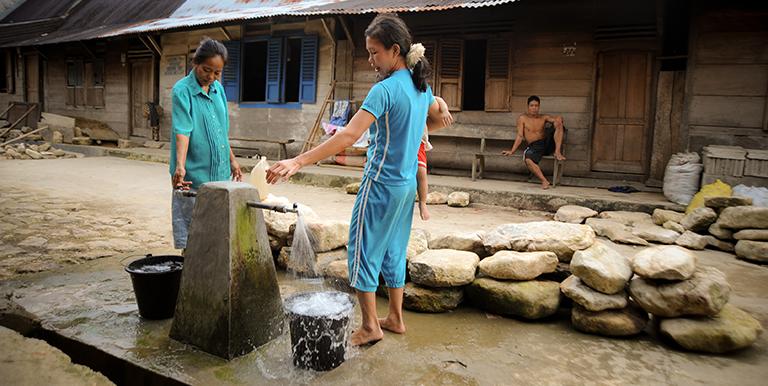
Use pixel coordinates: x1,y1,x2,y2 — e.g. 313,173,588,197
169,70,231,189
360,69,435,185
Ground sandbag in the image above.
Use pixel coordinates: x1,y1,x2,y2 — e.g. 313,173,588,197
733,184,768,207
663,152,703,205
686,179,732,213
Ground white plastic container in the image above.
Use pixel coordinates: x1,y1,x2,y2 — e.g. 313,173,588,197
249,156,270,200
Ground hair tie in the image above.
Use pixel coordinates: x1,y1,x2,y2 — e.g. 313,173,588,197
406,43,426,69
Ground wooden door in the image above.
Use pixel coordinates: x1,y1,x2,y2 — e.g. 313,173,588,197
130,60,152,137
25,54,39,103
591,51,652,174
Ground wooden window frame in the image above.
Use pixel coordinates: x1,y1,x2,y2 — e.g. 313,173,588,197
230,32,319,107
66,58,105,108
417,35,514,113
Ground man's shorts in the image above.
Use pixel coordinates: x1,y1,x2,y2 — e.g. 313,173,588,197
417,142,427,170
347,177,417,292
523,123,556,164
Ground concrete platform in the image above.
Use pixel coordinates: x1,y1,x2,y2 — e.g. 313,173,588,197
1,246,766,386
0,156,765,385
50,144,680,213
0,325,113,385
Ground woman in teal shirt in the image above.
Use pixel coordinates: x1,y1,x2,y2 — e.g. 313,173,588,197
170,38,242,249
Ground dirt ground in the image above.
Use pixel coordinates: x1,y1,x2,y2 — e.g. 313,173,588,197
1,156,767,385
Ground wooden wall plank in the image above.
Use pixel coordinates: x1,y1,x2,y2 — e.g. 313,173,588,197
509,96,589,113
514,46,594,64
513,63,593,80
688,95,765,128
513,79,592,97
695,32,768,64
692,64,768,96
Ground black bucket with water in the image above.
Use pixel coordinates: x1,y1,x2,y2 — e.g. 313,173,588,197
284,291,355,371
125,254,184,320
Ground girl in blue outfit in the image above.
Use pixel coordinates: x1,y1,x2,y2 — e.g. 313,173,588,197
267,14,450,345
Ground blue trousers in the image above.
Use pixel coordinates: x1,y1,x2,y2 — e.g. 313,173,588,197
347,177,416,292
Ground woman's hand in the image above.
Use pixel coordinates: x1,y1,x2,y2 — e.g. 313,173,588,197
230,160,243,182
172,166,192,190
266,158,302,184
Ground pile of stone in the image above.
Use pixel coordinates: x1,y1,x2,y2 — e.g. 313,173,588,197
656,197,768,263
481,221,596,262
424,191,471,207
0,125,44,142
1,142,79,160
628,245,763,353
344,184,473,208
561,241,647,337
707,199,768,264
406,247,478,313
556,201,765,260
400,230,483,313
466,249,561,320
455,221,596,320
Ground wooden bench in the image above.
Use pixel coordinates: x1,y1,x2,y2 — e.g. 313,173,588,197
472,137,565,187
430,123,566,186
229,138,295,160
473,122,567,186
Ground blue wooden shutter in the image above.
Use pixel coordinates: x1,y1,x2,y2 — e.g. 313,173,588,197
222,40,240,102
299,35,318,104
266,38,284,103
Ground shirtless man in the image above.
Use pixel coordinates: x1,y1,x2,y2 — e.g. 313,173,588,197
501,95,566,189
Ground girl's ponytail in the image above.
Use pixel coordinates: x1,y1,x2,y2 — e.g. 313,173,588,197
410,55,431,92
406,43,432,92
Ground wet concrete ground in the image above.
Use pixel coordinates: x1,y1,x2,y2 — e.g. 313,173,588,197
1,157,767,385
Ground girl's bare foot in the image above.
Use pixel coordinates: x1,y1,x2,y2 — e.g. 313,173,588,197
541,181,551,190
419,203,430,221
378,316,406,334
350,324,384,346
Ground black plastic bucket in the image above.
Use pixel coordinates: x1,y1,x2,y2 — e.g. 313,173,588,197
284,291,355,371
125,254,184,320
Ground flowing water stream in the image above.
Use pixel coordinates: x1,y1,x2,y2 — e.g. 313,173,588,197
288,208,320,277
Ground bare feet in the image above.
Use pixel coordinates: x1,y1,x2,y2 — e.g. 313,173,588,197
554,152,566,161
419,203,430,221
350,324,384,346
378,316,406,334
541,180,551,190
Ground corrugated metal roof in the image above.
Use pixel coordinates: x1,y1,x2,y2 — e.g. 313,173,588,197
1,0,78,23
0,0,184,47
103,0,517,37
0,0,79,46
0,0,516,47
0,0,34,20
